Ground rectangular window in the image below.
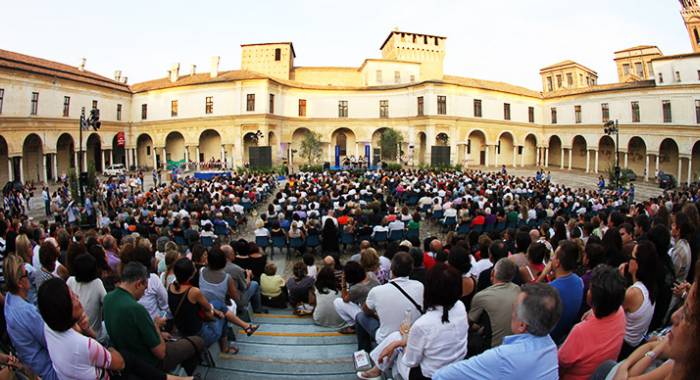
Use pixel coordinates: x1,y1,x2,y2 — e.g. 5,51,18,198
551,107,557,124
269,94,274,114
528,106,535,123
631,101,640,123
141,104,147,120
503,103,511,120
696,100,700,124
623,63,631,75
274,48,281,61
63,96,70,117
697,70,700,80
205,96,213,114
116,104,122,121
566,73,573,86
376,70,382,83
298,99,306,117
659,73,664,83
0,88,3,114
546,76,553,91
246,94,255,111
601,103,610,123
556,75,562,88
379,100,389,118
171,100,178,117
92,100,98,110
474,99,482,117
635,62,644,78
575,105,582,123
649,63,655,77
409,74,415,83
662,100,672,123
338,100,348,117
394,71,400,83
30,92,39,115
417,96,424,116
437,95,446,115
675,71,681,82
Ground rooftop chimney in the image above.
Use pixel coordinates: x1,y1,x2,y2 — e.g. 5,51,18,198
122,76,128,84
169,63,180,83
210,56,220,78
114,70,122,82
190,64,197,76
79,58,86,72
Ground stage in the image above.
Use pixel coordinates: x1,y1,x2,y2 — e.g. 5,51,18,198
193,171,232,180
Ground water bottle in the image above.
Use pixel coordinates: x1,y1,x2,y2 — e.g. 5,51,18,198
400,308,412,338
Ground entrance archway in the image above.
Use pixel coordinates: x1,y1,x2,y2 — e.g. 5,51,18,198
199,129,221,163
165,132,186,163
572,135,587,170
598,135,616,171
22,134,43,183
547,136,562,168
497,132,515,167
627,137,647,177
331,128,356,160
290,128,313,165
692,141,700,183
467,130,486,166
136,134,154,169
0,136,8,183
659,138,679,178
86,133,102,172
57,133,75,177
523,134,537,166
111,134,125,166
417,132,426,165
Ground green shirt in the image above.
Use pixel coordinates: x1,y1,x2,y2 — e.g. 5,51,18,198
103,287,161,366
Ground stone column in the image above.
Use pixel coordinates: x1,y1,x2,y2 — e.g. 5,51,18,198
18,157,24,183
594,150,599,173
544,148,549,168
624,152,628,169
134,148,140,168
678,157,683,183
162,147,167,169
520,147,525,167
42,155,48,184
568,149,572,170
512,146,517,167
655,155,660,178
688,158,693,184
220,146,225,162
74,151,79,171
230,145,236,169
585,150,590,173
8,158,13,181
645,155,649,181
152,148,157,169
52,154,58,181
184,146,190,164
109,150,114,166
82,152,87,173
560,148,564,169
494,145,499,167
484,145,490,167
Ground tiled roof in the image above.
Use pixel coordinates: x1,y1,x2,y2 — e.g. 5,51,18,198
543,80,656,98
650,52,700,61
614,45,659,54
0,49,130,92
540,60,597,74
130,70,266,92
442,75,542,98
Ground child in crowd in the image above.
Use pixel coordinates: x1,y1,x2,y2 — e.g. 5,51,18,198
260,262,287,308
304,253,318,279
287,261,315,315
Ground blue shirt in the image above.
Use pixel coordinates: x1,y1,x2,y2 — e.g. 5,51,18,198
433,333,558,380
4,293,58,380
549,273,584,344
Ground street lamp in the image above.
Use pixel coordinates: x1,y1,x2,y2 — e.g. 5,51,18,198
78,106,101,203
603,119,620,190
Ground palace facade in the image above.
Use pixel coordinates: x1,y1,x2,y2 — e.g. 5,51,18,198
2,2,700,184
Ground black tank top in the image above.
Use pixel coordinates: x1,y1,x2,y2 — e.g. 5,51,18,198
167,287,202,336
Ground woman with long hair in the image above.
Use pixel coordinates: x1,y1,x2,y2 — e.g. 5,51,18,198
619,241,658,359
311,266,344,328
321,218,340,254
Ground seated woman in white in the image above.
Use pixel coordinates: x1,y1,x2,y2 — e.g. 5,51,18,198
358,263,469,380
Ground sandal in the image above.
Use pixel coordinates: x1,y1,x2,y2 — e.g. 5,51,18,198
219,343,239,357
338,326,356,334
244,324,260,336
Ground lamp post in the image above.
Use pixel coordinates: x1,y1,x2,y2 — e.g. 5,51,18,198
78,106,101,204
604,119,620,190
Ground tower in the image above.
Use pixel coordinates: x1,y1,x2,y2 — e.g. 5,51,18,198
240,42,295,80
680,0,700,52
380,31,446,80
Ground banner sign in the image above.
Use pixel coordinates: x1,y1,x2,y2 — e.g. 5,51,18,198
335,145,340,167
116,132,125,147
365,144,371,167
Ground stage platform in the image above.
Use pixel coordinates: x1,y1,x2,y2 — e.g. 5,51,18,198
193,171,232,180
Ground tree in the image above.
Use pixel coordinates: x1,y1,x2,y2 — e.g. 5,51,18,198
299,131,322,164
67,168,79,203
379,128,403,161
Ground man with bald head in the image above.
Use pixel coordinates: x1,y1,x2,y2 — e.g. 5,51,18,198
423,238,443,270
222,244,264,314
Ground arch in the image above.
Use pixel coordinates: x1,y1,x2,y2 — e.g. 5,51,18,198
598,135,616,172
371,127,401,161
435,132,449,147
659,138,679,178
692,140,700,183
165,131,186,164
0,136,8,183
22,133,43,184
56,133,75,178
571,135,588,170
136,133,154,169
497,131,515,167
198,129,222,163
268,131,279,164
417,132,427,165
547,135,562,168
86,133,102,172
111,133,126,167
523,134,537,166
331,127,356,158
627,137,647,178
290,127,313,165
467,130,487,166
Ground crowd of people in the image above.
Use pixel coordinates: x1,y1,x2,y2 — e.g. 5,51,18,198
0,165,697,380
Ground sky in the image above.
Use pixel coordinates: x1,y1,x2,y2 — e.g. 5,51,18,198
0,0,692,90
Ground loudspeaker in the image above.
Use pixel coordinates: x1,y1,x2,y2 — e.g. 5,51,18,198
249,146,272,169
373,148,381,165
431,146,451,166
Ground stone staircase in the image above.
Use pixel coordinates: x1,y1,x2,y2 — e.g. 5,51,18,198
194,308,358,380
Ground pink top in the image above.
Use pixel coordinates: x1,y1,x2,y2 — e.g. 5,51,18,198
558,307,626,380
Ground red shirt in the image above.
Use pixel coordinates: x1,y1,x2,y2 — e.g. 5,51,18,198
558,308,626,380
423,251,437,270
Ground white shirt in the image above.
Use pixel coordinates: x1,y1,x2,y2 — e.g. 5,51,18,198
388,220,405,231
400,302,469,379
137,273,170,319
365,277,424,343
469,258,493,278
66,277,107,340
44,325,112,380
